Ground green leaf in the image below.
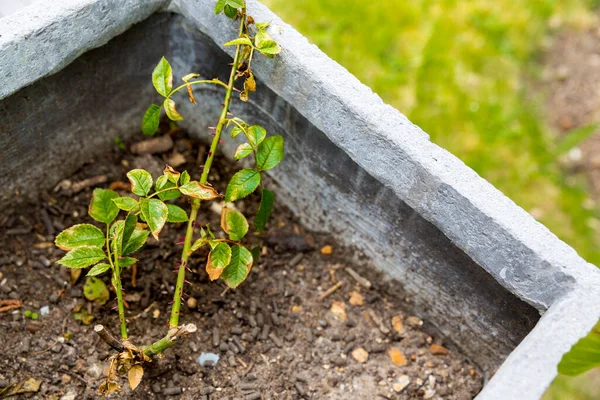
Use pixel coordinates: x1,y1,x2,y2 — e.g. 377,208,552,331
231,126,244,138
140,198,168,240
225,169,261,202
123,228,149,255
190,237,209,253
256,135,284,171
57,246,106,269
221,246,253,288
127,169,153,197
87,263,111,277
118,257,137,267
224,4,237,18
234,143,254,160
88,189,119,224
152,57,173,97
256,40,281,57
179,181,219,200
256,21,271,30
55,224,105,250
167,204,189,223
558,322,600,376
142,104,161,136
182,73,199,82
247,125,266,146
113,197,139,212
221,208,249,241
224,37,253,47
255,188,274,232
122,213,137,251
214,0,226,13
181,170,191,185
226,0,244,8
163,98,183,121
206,242,232,280
255,30,270,49
163,165,180,184
251,245,261,265
155,175,180,201
83,277,110,305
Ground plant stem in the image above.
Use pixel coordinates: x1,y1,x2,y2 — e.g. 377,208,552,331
168,13,246,329
106,225,128,340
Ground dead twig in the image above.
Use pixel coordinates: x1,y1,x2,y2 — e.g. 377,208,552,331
0,299,22,313
317,281,343,301
94,325,125,352
345,267,372,289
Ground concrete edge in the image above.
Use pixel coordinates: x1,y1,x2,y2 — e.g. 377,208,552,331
0,0,170,100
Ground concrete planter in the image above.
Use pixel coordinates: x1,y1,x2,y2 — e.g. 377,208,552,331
1,1,600,398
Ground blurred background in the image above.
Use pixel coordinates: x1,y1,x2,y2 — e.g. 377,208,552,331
2,0,600,397
261,0,600,398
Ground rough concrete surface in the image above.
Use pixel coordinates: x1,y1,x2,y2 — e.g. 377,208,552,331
1,1,600,399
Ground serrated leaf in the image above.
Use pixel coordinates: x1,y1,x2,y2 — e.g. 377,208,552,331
256,135,284,171
206,242,232,280
84,277,109,305
182,73,199,82
255,30,270,49
121,213,137,253
181,170,191,185
155,174,180,201
152,57,173,97
163,98,183,121
55,224,105,250
142,104,161,136
127,169,153,197
255,188,274,232
558,322,600,376
163,165,180,184
87,263,111,277
89,188,119,224
224,37,253,47
113,197,139,212
225,169,260,202
140,198,168,240
190,237,210,253
231,126,245,138
257,40,281,57
221,207,248,241
224,4,237,18
214,0,226,13
123,228,149,255
167,204,189,223
118,257,137,267
246,125,266,146
58,246,106,269
179,181,219,200
226,0,244,8
221,245,253,288
234,143,254,160
128,365,144,391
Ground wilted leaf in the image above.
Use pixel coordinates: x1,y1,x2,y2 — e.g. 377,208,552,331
98,381,121,395
128,365,144,391
58,246,106,269
113,197,139,212
221,245,253,288
206,242,232,280
558,322,600,376
225,169,261,202
155,175,180,201
246,125,266,146
89,188,120,224
83,277,110,305
140,198,168,240
179,181,219,200
152,57,173,97
221,208,248,241
142,104,161,136
244,73,256,92
167,204,189,223
87,263,111,277
123,228,150,254
255,189,274,232
224,37,253,47
182,73,199,82
55,224,105,250
180,170,191,185
234,143,253,160
240,89,249,102
0,377,41,398
163,165,180,184
127,169,153,197
163,98,183,121
256,135,284,171
71,268,82,284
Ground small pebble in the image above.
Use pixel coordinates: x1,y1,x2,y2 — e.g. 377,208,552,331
163,387,182,396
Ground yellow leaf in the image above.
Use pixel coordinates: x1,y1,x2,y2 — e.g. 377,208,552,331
128,365,144,391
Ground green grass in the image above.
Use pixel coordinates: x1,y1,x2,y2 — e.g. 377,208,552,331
262,0,600,266
261,0,600,397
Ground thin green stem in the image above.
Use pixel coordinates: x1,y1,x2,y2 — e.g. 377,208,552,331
106,225,128,340
167,79,228,99
168,12,247,329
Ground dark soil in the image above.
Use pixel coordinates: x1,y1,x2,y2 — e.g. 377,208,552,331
0,130,483,399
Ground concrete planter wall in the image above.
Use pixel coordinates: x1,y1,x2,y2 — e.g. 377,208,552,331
1,1,600,398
